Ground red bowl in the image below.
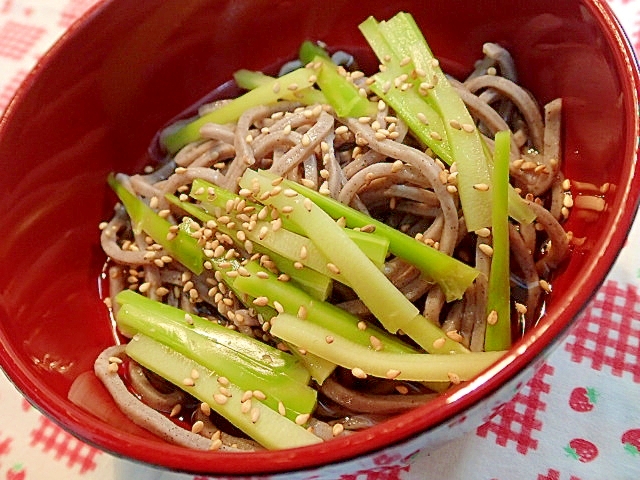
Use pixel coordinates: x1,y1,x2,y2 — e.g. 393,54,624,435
0,0,638,477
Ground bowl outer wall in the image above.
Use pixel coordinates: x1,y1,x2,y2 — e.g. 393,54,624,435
0,0,639,475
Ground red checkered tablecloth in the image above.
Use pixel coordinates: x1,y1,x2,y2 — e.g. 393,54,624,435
0,1,639,479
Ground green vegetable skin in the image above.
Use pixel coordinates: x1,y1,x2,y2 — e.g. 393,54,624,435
126,334,322,450
485,130,512,351
115,290,317,419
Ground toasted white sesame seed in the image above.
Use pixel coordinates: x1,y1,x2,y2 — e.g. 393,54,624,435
487,310,498,326
200,402,211,416
430,131,442,141
241,390,254,403
357,321,367,331
448,372,461,384
539,279,552,293
515,302,528,315
250,407,261,423
369,335,383,351
332,423,345,436
295,413,310,425
253,390,267,401
432,337,446,349
446,330,464,342
170,404,182,417
183,377,195,387
278,401,286,416
107,362,119,373
191,420,205,434
479,243,494,257
335,125,349,135
386,369,401,379
473,183,490,191
351,367,367,379
326,263,340,274
213,393,228,405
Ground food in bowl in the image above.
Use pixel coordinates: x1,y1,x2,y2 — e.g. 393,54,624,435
77,11,573,451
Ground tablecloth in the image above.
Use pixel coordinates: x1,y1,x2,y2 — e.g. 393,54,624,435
0,1,639,479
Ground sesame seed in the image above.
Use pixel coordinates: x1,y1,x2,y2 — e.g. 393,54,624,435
369,335,383,351
563,194,574,208
461,123,475,133
357,321,367,331
325,335,334,344
335,125,349,135
295,413,310,425
475,227,491,238
241,390,254,403
351,367,367,379
170,404,182,417
429,131,442,141
396,385,409,395
192,420,205,434
200,402,211,416
447,372,461,384
391,160,404,173
539,279,552,293
487,310,498,325
250,407,261,423
446,330,464,343
332,423,345,436
326,263,340,275
253,390,267,401
107,362,119,373
473,183,490,191
278,401,286,416
303,198,313,212
385,369,401,379
210,438,223,451
182,377,195,387
449,119,462,130
213,393,228,405
479,243,494,257
272,82,281,93
432,337,446,349
219,386,232,397
358,116,371,124
515,302,527,315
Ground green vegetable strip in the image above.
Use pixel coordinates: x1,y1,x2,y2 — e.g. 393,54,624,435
358,17,451,162
253,170,478,302
485,131,512,351
162,67,318,154
313,55,376,118
298,40,331,63
126,334,322,449
240,169,468,354
165,193,333,300
270,313,505,382
233,261,418,354
115,291,316,418
189,179,389,269
233,68,328,106
360,14,493,232
108,174,205,274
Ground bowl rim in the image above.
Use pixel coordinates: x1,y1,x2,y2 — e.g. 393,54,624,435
1,0,640,475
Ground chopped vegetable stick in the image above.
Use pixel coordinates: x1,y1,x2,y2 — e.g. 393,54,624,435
115,291,317,419
485,130,512,351
233,68,328,105
252,170,478,302
239,169,468,354
360,13,493,231
108,174,205,274
233,261,418,354
270,313,505,382
162,67,318,154
126,334,322,450
313,55,376,118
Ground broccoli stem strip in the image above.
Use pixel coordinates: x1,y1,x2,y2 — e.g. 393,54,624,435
239,169,469,354
115,291,317,419
162,67,319,154
126,334,322,450
270,313,505,382
233,68,328,106
108,174,206,274
251,170,478,302
485,131,512,351
233,261,418,354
